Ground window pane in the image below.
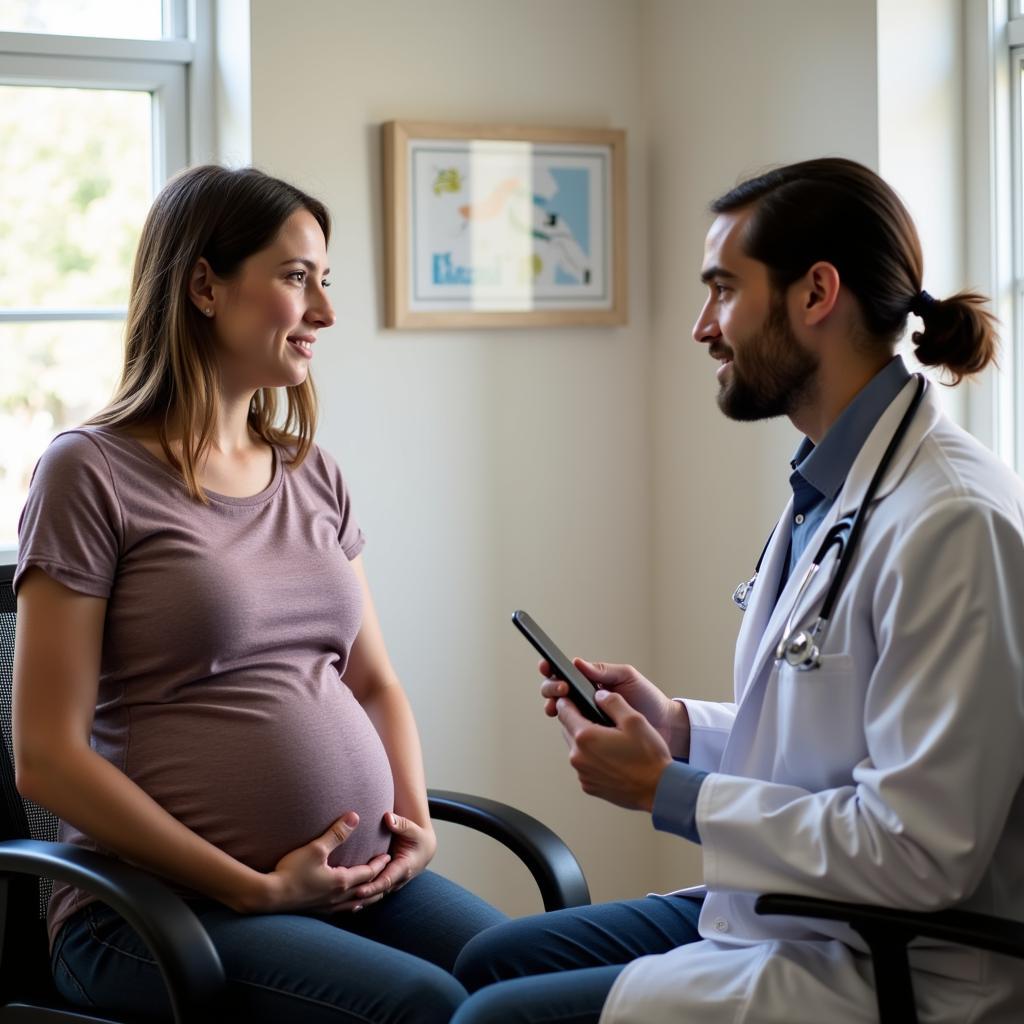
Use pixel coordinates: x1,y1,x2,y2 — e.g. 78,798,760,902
0,320,122,547
0,85,152,310
1015,60,1024,474
0,0,163,39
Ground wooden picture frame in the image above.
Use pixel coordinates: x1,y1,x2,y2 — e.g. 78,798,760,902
382,121,627,328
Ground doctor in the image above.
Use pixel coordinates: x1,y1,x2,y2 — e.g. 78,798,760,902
451,158,1024,1023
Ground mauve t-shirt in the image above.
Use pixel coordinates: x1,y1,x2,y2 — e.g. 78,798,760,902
14,427,395,945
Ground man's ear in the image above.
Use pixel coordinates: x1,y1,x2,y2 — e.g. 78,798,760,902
792,261,841,328
188,257,218,316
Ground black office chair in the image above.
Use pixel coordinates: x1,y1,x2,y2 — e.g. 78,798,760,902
0,563,589,1022
754,893,1024,1024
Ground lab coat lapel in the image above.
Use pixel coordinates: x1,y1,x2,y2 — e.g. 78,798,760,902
733,503,793,694
833,376,941,518
743,499,845,691
738,377,940,703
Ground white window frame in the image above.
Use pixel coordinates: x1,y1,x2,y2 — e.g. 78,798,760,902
0,0,212,559
1008,6,1024,473
966,0,1022,473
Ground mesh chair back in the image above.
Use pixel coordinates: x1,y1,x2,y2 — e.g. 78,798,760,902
0,564,60,917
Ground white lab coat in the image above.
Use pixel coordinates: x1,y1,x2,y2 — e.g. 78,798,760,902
602,379,1024,1024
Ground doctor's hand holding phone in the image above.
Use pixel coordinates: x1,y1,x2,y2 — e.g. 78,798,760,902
512,610,692,759
512,610,682,812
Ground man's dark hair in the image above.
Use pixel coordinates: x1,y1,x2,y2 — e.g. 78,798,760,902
711,158,996,383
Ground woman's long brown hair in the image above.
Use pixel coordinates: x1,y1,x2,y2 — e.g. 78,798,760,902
88,165,330,500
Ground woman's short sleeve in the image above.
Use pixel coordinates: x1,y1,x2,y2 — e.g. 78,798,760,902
14,431,123,599
316,446,366,560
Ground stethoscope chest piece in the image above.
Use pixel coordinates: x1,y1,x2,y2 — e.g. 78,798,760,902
775,626,823,671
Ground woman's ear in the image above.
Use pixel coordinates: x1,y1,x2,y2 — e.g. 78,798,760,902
188,257,217,318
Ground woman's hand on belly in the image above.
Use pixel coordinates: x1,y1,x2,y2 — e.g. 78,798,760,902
257,811,392,914
347,812,437,906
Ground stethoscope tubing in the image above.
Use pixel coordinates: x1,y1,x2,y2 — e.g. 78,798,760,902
736,374,929,666
815,373,927,624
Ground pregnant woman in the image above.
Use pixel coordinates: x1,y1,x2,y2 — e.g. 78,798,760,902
12,165,505,1023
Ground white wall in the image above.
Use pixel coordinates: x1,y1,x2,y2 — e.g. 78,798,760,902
641,0,880,890
246,0,886,909
250,0,654,914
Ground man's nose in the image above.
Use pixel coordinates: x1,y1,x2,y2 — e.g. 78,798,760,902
692,303,719,344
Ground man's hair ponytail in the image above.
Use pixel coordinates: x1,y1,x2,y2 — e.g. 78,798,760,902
911,291,998,385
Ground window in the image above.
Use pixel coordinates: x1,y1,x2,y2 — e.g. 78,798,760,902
964,1,1020,473
0,0,206,553
0,0,164,39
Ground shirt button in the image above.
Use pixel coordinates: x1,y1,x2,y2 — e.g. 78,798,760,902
713,917,729,932
794,513,805,525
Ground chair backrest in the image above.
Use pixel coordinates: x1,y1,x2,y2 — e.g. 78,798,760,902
0,563,61,918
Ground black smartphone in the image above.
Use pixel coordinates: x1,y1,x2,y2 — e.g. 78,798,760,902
512,610,613,726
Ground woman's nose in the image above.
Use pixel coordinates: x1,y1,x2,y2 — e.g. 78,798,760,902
308,290,335,329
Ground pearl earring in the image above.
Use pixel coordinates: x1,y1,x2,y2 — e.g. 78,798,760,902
204,307,213,317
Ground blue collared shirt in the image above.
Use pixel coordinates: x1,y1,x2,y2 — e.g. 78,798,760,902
784,356,911,585
651,356,913,845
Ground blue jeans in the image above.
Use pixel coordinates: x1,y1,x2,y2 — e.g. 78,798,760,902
52,870,507,1023
450,893,704,1024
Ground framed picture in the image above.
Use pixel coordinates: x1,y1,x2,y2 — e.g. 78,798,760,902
382,121,627,328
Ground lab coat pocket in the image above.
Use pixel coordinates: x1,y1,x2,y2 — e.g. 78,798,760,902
775,653,868,790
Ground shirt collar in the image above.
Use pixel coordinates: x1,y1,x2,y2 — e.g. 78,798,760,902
790,356,912,501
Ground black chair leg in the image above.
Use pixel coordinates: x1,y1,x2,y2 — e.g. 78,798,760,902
855,925,918,1024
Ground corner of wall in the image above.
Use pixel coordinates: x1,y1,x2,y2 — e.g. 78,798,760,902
877,0,968,424
213,0,252,167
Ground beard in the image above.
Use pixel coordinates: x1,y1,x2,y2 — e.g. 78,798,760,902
716,295,819,421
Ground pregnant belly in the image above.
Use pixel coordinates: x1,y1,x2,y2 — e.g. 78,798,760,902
123,681,395,871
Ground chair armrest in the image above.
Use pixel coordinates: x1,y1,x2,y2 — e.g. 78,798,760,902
755,893,1024,959
0,840,225,1022
427,789,590,912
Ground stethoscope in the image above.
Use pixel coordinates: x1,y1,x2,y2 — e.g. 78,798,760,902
732,374,928,671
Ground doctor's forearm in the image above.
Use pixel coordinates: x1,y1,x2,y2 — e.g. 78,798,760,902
652,761,708,843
